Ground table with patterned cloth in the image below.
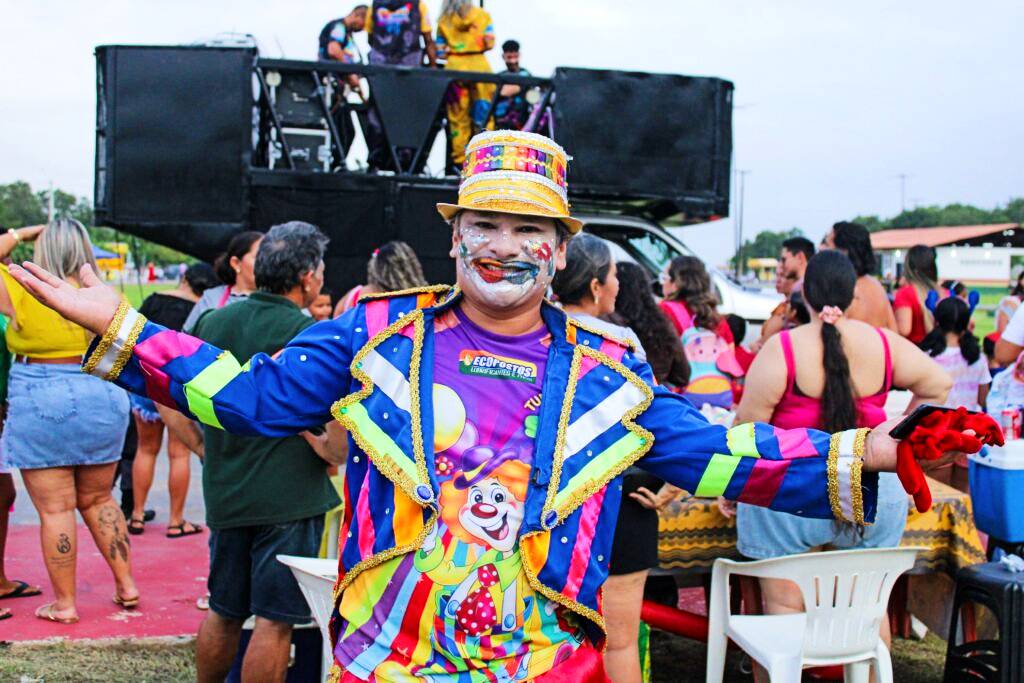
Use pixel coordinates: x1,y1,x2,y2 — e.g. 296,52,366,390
657,476,986,576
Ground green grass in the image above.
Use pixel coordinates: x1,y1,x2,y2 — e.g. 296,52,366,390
0,638,196,682
974,308,996,340
110,282,175,309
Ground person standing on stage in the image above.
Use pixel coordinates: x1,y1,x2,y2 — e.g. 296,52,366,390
437,0,496,168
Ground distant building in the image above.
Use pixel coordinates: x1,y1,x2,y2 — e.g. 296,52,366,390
870,223,1023,285
745,257,779,283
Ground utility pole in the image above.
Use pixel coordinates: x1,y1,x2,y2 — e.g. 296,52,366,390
734,170,749,279
47,181,54,222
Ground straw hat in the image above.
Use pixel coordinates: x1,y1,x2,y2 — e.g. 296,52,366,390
437,130,583,234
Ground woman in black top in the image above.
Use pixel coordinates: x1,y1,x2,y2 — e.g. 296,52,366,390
128,264,217,537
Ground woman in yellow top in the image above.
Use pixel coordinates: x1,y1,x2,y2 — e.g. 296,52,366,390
437,0,496,167
0,219,136,624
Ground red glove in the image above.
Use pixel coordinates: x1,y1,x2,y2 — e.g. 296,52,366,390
894,408,1003,512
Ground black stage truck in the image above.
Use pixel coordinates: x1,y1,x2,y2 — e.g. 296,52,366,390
94,45,773,319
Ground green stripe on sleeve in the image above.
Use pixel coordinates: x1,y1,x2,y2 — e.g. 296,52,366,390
694,453,742,497
183,352,243,429
726,422,759,458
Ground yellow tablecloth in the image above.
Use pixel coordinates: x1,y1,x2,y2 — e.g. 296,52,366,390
658,477,986,576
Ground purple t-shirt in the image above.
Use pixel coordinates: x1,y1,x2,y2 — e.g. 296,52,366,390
334,306,585,680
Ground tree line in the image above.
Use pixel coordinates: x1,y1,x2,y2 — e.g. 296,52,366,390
733,197,1024,268
0,180,189,266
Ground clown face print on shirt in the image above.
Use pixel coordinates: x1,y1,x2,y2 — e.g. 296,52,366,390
450,210,565,311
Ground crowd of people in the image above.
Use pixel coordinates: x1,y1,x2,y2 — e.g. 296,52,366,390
0,128,995,682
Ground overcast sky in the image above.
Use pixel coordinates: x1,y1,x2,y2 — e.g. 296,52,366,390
2,1,1021,265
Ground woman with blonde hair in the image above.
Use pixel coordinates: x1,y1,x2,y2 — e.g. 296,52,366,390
0,219,136,624
333,240,428,316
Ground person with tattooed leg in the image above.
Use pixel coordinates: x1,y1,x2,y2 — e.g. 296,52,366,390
8,131,984,680
0,219,136,624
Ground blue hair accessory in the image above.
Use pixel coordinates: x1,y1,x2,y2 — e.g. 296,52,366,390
924,288,980,315
967,290,980,314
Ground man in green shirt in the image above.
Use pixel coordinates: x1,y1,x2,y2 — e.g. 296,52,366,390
192,222,342,683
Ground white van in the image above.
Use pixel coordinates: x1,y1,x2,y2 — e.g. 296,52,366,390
581,213,781,324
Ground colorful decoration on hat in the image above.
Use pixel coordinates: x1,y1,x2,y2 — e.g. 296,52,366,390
436,130,583,234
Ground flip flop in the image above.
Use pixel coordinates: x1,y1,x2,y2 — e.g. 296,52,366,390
35,602,79,625
166,521,203,539
0,580,42,600
127,517,146,535
0,607,11,621
113,594,140,609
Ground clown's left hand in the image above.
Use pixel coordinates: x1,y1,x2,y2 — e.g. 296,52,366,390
864,416,972,473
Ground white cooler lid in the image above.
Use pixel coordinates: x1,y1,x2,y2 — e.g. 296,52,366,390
970,440,1024,470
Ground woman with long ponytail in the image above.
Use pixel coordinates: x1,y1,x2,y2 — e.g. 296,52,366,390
731,250,951,676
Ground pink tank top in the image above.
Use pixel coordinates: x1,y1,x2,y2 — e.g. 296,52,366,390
770,328,893,431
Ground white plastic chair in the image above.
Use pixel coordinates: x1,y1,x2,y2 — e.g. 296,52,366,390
277,555,340,683
706,547,919,683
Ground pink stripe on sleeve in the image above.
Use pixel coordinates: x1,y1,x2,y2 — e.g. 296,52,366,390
134,330,206,406
563,486,607,600
773,427,818,459
134,329,204,367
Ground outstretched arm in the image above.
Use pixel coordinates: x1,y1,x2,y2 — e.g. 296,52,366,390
637,386,878,523
8,261,355,437
632,363,958,524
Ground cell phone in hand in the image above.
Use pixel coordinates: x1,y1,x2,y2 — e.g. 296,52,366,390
888,404,975,440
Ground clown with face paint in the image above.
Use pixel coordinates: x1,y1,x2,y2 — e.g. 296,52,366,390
9,129,984,682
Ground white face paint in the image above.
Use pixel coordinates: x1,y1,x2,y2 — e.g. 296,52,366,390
451,212,561,310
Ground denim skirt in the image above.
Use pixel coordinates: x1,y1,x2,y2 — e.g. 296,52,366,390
2,363,130,469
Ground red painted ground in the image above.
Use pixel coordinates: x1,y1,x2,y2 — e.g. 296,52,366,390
1,523,208,641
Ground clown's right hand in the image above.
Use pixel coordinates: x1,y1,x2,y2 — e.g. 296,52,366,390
8,262,122,336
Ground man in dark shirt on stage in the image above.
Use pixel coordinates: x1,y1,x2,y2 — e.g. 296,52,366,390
495,39,533,130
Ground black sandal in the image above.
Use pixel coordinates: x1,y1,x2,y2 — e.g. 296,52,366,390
166,521,203,539
0,580,42,600
127,517,146,535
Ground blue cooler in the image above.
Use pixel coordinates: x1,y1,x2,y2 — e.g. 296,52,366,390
968,442,1024,543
